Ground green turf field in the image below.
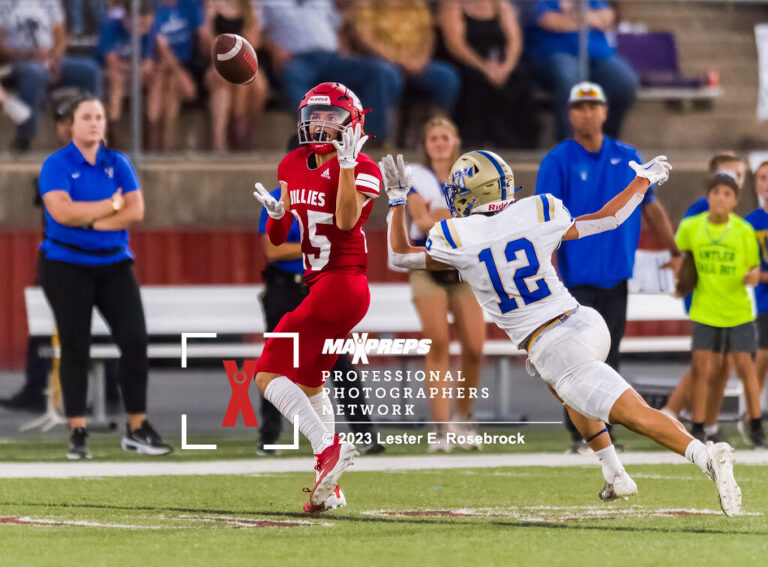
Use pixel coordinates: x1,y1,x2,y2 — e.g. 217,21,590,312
1,458,767,566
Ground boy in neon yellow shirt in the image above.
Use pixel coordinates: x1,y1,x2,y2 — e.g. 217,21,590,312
675,174,765,446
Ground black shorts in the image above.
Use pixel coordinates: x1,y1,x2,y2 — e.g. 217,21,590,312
691,321,757,353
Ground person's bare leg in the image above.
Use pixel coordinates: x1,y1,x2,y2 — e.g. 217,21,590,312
731,352,763,420
662,371,692,416
105,57,125,122
756,348,768,393
413,290,452,424
609,389,694,455
704,353,730,428
449,286,484,417
690,350,714,425
207,68,231,153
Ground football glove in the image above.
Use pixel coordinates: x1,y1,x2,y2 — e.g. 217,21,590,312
332,123,368,169
253,182,285,219
629,155,672,187
378,154,412,207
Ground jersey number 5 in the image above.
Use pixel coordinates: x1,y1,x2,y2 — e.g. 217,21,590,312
478,238,551,314
305,210,333,270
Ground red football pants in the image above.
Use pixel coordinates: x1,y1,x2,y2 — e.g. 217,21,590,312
255,271,370,388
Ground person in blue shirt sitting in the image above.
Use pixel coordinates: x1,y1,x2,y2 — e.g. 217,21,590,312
38,95,171,460
98,0,158,147
535,81,678,452
150,0,206,150
527,0,638,141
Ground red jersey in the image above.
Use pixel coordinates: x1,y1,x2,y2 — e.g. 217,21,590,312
273,146,381,285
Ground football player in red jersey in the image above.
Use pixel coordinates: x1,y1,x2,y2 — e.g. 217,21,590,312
252,82,381,513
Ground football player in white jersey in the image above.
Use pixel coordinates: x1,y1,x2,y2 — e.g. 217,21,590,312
382,151,742,516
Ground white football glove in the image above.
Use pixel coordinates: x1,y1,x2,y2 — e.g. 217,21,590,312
378,154,413,207
629,155,672,187
332,123,368,169
253,182,285,219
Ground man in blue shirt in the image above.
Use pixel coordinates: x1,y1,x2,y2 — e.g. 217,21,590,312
257,188,383,455
527,1,638,141
536,82,678,450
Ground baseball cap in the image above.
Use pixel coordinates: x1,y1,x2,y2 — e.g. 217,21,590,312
568,82,607,105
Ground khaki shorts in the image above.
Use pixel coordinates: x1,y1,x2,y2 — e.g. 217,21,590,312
409,269,472,300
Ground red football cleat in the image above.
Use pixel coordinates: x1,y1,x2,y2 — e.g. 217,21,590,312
309,435,358,507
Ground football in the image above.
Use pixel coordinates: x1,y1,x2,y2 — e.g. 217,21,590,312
212,33,258,85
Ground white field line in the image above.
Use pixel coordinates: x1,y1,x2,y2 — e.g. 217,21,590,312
1,451,767,479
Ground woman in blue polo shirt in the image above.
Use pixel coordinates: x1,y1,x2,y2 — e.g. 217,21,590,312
38,95,171,460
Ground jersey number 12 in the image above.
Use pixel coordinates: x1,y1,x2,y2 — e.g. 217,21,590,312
478,238,551,314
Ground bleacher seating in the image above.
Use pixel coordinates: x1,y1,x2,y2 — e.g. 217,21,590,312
616,32,722,101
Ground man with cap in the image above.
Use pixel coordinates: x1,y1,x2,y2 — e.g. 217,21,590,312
535,81,680,452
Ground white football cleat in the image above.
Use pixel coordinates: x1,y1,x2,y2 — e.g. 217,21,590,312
705,441,741,516
309,437,358,507
323,485,346,511
599,469,638,502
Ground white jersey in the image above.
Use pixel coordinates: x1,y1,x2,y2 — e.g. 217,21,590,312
426,194,579,345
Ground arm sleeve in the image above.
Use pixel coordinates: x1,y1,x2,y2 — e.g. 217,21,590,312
425,221,463,268
114,152,140,193
675,220,691,252
354,158,382,199
38,158,71,196
535,154,563,200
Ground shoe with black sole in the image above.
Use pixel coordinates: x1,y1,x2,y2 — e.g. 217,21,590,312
67,427,92,460
121,420,172,455
359,442,386,456
0,389,46,412
748,421,767,449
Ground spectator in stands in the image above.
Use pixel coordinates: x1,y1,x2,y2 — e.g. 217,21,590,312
150,0,205,151
343,0,459,124
257,185,384,456
37,95,171,459
405,116,485,451
438,0,538,148
198,0,268,152
675,174,765,448
527,0,638,141
535,82,678,452
0,0,103,152
97,0,158,149
65,0,105,38
749,161,768,401
662,152,748,443
259,0,400,145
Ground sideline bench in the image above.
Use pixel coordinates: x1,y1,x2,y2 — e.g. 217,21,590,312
25,284,691,423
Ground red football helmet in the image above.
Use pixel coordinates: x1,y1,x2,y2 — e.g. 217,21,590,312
298,82,366,155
